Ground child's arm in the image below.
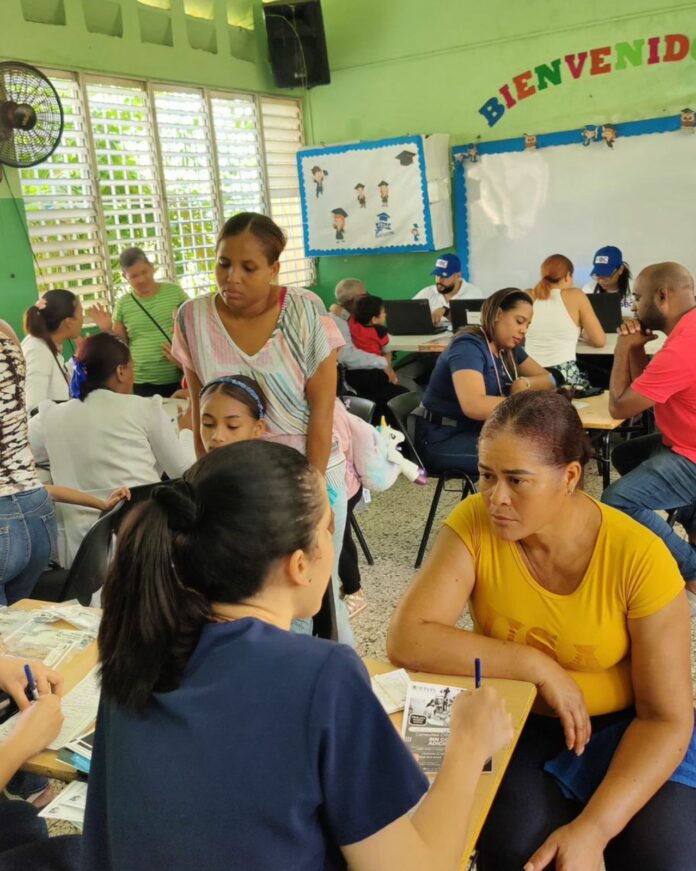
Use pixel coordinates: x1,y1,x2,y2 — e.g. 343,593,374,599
383,332,399,385
47,485,131,513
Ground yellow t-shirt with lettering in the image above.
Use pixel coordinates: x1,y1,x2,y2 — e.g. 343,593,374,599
444,493,684,716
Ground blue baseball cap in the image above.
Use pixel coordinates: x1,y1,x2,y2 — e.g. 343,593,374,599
431,253,461,278
591,246,623,277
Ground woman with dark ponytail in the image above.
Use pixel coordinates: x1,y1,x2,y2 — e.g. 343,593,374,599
81,440,513,871
22,290,84,412
29,333,194,566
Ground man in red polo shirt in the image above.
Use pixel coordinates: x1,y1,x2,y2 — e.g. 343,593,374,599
603,262,696,610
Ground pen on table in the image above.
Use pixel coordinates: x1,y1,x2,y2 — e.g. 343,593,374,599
474,657,482,689
24,664,39,702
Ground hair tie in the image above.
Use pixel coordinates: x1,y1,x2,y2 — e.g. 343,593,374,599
69,358,88,399
35,296,48,311
201,377,265,419
152,481,198,532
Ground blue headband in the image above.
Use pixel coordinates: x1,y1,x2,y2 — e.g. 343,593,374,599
69,358,88,399
201,377,265,419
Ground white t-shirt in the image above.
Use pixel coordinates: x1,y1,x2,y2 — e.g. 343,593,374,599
413,281,486,326
29,389,195,565
21,334,71,412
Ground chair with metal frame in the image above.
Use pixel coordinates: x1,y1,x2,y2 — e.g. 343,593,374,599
387,391,477,569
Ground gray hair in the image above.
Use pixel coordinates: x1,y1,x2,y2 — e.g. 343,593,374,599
119,247,151,272
335,278,366,308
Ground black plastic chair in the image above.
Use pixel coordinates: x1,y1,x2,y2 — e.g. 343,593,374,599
387,391,477,569
340,394,376,566
31,481,165,606
31,500,124,605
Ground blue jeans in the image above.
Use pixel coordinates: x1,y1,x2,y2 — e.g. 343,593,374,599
0,488,56,605
414,417,480,476
602,437,696,580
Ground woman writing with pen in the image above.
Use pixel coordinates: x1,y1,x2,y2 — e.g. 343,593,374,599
0,657,80,869
388,391,696,871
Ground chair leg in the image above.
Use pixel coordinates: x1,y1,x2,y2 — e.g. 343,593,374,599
416,476,445,569
350,514,375,566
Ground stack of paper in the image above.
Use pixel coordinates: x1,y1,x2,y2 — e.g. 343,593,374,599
39,780,88,829
371,668,411,714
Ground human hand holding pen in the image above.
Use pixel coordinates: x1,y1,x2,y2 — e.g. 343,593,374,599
0,656,63,710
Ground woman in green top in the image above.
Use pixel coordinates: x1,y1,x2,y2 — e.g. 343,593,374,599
89,248,188,397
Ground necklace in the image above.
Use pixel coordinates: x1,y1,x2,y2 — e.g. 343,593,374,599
483,332,516,394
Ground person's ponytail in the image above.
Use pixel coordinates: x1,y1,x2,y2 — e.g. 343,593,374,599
23,290,78,355
532,254,574,301
98,481,210,712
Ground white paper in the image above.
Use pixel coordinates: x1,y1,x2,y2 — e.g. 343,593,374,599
0,666,100,750
371,669,411,714
39,780,88,829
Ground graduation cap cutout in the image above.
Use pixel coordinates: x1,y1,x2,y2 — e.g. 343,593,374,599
331,207,348,217
354,183,365,190
376,212,390,221
377,180,389,187
395,150,416,166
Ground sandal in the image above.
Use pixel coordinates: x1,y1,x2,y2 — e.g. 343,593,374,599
343,589,367,619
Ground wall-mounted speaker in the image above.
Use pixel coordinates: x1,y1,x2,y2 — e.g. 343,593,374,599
263,0,330,89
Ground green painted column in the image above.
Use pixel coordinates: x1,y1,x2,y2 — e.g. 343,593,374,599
0,170,38,334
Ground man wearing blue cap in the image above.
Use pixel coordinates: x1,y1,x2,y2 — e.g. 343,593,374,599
413,254,485,328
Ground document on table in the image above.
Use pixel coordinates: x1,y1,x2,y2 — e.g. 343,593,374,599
371,668,411,714
0,666,100,750
40,780,88,829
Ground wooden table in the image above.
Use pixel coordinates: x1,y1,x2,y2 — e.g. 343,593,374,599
573,393,626,488
11,599,98,781
391,330,667,356
365,658,536,868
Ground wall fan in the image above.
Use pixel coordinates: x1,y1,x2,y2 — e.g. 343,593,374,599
0,61,63,170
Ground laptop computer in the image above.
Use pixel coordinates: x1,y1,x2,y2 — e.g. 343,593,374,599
384,300,447,335
588,293,622,332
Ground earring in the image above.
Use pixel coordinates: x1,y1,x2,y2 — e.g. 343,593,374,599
567,488,574,496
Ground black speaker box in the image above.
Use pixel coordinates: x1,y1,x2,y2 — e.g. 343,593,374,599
263,0,330,89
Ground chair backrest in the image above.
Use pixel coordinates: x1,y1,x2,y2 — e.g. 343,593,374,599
61,502,124,605
386,390,424,466
341,395,376,425
110,481,163,535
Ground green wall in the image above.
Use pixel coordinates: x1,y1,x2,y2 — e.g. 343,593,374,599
0,179,38,332
2,0,695,324
308,0,696,306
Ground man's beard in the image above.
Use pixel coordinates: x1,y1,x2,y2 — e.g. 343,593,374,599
639,303,665,332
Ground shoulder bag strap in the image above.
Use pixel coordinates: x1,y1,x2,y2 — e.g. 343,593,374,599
128,292,172,344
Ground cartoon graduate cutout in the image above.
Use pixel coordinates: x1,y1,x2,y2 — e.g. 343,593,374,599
354,183,366,208
331,207,348,242
311,166,328,198
378,180,389,206
411,223,420,243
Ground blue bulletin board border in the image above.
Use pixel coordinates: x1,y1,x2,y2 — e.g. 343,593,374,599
297,135,435,257
451,113,684,281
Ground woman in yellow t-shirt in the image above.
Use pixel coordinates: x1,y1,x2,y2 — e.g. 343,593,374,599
388,391,696,871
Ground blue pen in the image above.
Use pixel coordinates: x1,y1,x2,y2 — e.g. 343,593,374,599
474,657,482,689
24,664,39,702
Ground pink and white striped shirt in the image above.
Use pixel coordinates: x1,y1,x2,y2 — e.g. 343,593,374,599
173,289,337,462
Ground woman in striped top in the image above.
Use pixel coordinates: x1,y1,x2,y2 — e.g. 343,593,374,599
173,213,352,644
